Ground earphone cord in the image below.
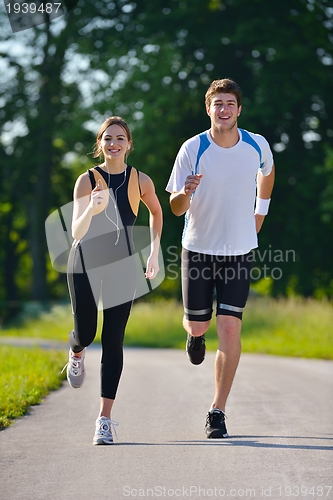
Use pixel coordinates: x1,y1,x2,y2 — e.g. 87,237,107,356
104,164,127,245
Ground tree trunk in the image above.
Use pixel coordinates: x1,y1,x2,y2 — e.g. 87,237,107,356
30,21,66,300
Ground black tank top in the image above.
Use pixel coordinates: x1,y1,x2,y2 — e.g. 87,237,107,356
79,165,141,269
88,165,139,227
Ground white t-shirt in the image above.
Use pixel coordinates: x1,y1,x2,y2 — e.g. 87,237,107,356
166,128,274,256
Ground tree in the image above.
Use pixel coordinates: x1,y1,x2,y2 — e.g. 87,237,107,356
108,0,333,296
0,0,332,320
0,1,139,306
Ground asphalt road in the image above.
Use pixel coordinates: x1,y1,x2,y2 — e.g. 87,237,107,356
0,347,332,500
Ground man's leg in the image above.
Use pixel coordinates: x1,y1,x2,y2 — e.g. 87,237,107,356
182,318,210,337
182,319,210,365
204,315,242,439
204,252,252,438
212,314,242,412
181,248,214,364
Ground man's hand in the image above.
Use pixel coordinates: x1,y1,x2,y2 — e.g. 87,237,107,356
170,174,203,216
184,174,203,195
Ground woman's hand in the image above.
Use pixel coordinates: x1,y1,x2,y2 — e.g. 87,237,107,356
145,253,160,279
90,179,108,213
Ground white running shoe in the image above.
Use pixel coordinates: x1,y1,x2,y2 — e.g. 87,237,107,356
93,417,119,445
62,349,86,389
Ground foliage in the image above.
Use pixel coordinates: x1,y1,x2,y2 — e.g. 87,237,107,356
240,296,333,358
0,0,332,323
110,0,333,297
125,297,333,359
1,303,74,340
0,345,67,429
2,297,333,359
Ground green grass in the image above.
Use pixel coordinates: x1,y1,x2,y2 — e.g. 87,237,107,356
0,346,67,430
125,297,333,359
2,304,74,342
239,296,333,358
2,297,333,359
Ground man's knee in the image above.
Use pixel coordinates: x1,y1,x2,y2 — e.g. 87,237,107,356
183,317,210,337
216,315,241,339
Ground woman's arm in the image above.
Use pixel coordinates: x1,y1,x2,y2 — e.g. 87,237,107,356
139,172,163,279
71,173,108,241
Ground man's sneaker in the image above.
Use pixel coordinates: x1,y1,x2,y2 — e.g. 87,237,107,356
62,349,85,388
205,409,229,438
93,417,119,445
186,334,205,365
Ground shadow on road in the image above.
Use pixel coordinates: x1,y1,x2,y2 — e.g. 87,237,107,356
115,436,333,451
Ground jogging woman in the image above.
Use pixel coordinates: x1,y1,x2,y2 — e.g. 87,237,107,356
65,116,163,445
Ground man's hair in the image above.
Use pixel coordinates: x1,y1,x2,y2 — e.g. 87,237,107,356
205,79,242,108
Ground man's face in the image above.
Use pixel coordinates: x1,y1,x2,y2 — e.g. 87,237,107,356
206,92,242,132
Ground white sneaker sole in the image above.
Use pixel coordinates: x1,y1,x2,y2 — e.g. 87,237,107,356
93,437,114,445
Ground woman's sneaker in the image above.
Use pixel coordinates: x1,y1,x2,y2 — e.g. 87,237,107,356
186,334,206,365
62,349,86,388
205,409,229,438
93,417,119,445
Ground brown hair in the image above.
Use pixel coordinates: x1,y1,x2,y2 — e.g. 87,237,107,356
205,79,242,108
92,116,133,158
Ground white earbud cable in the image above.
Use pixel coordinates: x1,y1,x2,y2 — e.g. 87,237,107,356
104,163,127,245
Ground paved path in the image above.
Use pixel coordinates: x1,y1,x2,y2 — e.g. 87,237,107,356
1,348,332,500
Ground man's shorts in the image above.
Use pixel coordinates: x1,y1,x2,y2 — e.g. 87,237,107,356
181,248,253,321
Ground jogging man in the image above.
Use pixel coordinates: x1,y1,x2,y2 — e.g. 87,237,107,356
166,79,275,438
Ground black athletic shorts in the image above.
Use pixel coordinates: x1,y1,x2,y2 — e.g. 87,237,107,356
181,248,253,321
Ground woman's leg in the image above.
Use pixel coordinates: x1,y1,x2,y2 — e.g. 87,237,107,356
65,244,101,389
68,270,98,352
67,245,99,352
98,300,132,417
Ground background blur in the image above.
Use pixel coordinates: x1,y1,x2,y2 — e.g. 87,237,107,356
0,0,332,325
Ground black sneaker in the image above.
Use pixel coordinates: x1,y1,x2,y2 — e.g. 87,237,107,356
186,334,205,365
205,409,229,438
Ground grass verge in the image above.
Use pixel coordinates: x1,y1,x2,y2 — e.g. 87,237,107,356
237,296,333,358
0,345,67,430
125,297,333,359
1,297,332,359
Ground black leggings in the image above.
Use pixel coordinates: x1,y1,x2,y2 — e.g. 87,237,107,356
67,244,135,400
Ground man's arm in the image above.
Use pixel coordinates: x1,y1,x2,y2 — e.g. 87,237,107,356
169,174,202,216
255,164,275,233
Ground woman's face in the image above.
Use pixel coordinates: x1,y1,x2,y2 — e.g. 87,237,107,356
100,124,131,160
